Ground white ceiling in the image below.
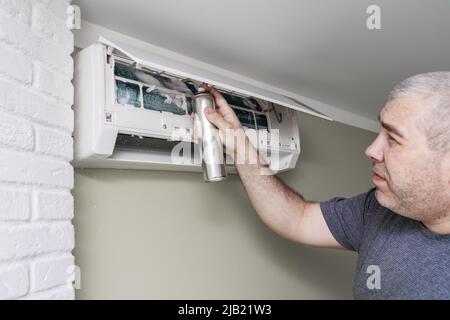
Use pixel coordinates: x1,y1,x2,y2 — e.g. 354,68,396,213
73,0,450,129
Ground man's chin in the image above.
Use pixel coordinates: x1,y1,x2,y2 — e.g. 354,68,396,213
375,188,407,217
374,188,393,209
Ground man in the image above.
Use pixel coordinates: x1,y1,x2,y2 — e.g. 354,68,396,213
202,71,450,299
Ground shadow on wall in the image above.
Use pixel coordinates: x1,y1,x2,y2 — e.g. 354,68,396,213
73,113,375,299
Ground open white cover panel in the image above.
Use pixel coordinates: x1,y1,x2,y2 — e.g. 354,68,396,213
99,37,332,121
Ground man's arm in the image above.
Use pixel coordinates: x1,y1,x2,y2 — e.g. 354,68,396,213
235,141,343,248
203,86,343,249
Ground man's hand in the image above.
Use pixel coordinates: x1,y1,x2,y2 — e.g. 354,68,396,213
200,85,247,159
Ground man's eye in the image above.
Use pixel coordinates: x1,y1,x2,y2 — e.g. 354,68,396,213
388,135,397,143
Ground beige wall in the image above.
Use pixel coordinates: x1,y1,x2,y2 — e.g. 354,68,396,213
73,113,377,299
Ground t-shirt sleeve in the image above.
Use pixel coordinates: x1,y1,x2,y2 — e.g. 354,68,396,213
320,188,377,252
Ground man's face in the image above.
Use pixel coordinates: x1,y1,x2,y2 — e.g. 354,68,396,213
365,97,450,222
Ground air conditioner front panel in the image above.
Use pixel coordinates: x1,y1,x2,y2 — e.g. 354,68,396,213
99,37,332,121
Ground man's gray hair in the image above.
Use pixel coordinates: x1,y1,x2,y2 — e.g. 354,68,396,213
388,71,450,152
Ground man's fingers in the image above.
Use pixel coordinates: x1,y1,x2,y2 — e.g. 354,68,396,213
208,88,241,125
200,84,232,112
204,107,231,132
208,87,228,106
199,83,242,128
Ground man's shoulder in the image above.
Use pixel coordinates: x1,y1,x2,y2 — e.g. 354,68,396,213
360,187,378,209
322,187,392,223
323,187,381,213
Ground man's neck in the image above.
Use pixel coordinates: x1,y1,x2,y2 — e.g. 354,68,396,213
423,214,450,235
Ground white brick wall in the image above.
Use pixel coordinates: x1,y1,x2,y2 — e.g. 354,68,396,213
0,187,30,221
0,264,29,299
0,0,75,300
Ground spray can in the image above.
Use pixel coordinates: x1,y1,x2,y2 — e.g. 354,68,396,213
194,89,227,182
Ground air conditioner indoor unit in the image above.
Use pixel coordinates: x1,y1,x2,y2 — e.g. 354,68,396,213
73,37,331,173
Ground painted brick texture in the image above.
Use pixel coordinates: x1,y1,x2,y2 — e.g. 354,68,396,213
0,0,75,300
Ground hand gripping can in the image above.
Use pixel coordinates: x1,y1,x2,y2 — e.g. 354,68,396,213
194,90,227,182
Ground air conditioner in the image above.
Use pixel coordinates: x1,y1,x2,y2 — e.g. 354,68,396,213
73,37,331,173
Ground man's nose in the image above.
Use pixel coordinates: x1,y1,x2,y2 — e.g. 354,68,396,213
365,135,384,162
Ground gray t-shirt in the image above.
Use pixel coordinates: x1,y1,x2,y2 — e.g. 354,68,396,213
320,188,450,299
